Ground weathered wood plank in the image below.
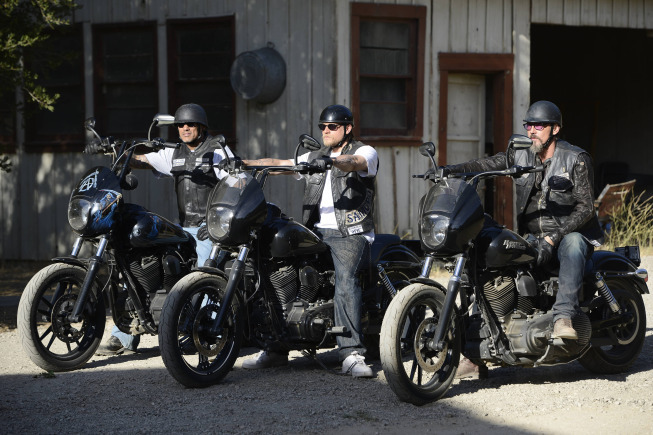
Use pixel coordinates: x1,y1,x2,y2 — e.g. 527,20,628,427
450,1,469,51
563,0,582,25
596,0,614,26
580,0,598,25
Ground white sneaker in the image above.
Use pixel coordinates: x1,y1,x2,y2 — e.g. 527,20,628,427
242,351,288,369
341,351,373,378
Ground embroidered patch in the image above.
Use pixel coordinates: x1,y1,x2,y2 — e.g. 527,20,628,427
347,224,364,235
172,158,185,168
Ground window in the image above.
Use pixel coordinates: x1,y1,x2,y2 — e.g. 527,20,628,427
351,4,425,145
167,17,235,143
25,25,84,152
94,23,158,138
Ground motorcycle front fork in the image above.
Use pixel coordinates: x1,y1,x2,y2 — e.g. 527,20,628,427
208,244,250,335
424,254,467,353
68,236,108,323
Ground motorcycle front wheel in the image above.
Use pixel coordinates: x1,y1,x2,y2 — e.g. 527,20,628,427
17,263,106,372
579,278,646,374
380,283,460,406
158,272,242,388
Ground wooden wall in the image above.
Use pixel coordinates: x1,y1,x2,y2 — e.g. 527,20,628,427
2,0,653,260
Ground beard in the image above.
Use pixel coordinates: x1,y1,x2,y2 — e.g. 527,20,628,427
530,141,544,154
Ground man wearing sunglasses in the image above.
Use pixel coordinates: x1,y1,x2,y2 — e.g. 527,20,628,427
241,104,379,378
97,103,233,356
443,100,604,379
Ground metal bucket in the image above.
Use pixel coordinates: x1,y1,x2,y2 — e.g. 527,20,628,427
230,44,286,104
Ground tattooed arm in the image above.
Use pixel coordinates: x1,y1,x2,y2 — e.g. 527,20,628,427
332,154,368,172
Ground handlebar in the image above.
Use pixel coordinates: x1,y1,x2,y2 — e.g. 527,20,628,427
84,137,179,155
415,164,543,183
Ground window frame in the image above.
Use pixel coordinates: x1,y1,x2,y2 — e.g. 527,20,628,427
166,16,236,144
93,22,159,140
351,3,426,147
23,24,85,153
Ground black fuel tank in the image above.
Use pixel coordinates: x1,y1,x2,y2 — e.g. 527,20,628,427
259,213,327,258
485,228,537,268
122,204,191,248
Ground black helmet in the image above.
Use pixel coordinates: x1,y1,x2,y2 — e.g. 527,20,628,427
319,105,354,125
174,103,208,128
523,101,562,127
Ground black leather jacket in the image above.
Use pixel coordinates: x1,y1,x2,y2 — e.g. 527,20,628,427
448,140,604,246
302,140,377,236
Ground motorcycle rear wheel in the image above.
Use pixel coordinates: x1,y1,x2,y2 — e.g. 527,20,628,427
17,263,106,372
579,278,646,374
158,272,242,388
380,283,460,405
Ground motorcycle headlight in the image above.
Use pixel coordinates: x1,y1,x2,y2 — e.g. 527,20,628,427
68,198,92,232
420,214,449,250
207,206,234,241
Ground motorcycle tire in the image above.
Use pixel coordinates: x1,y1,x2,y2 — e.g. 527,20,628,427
380,283,461,406
17,263,106,372
363,267,420,360
579,278,646,374
158,272,243,388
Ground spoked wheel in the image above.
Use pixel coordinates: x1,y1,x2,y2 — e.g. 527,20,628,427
17,263,106,372
579,278,646,374
158,272,242,388
380,283,460,405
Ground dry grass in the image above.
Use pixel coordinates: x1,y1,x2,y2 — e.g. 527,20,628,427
602,191,653,253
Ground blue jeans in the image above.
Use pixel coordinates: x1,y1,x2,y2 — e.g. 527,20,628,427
184,225,213,268
316,228,371,361
552,232,593,322
111,325,140,351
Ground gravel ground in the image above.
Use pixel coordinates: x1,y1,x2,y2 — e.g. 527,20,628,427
1,258,652,434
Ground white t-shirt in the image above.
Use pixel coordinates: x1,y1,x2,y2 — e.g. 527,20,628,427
296,145,378,242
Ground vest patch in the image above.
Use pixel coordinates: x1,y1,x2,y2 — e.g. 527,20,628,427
172,158,185,168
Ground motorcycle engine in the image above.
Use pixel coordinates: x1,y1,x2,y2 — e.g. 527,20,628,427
477,271,592,363
262,259,335,343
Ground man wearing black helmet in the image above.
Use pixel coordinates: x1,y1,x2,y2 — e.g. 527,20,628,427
97,103,233,355
444,100,604,379
240,104,379,378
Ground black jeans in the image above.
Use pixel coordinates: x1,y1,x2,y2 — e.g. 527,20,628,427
316,228,371,361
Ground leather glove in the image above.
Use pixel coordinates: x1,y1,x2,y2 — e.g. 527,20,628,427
196,225,209,241
308,157,334,172
217,156,242,171
536,237,554,266
84,138,104,154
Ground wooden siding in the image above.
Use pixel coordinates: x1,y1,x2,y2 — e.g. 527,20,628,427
2,0,653,260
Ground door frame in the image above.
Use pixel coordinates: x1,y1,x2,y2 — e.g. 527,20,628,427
438,53,514,228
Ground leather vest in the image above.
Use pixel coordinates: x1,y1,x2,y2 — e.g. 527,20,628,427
512,140,604,244
170,134,222,227
302,140,377,236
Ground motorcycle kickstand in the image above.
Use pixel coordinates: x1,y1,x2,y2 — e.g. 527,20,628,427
300,349,344,376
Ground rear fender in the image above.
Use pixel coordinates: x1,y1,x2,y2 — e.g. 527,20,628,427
586,251,649,295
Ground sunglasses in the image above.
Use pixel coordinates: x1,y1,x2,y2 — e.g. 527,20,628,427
318,123,342,131
523,123,549,131
175,122,199,128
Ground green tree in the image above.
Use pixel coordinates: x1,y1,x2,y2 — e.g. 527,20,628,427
0,0,78,172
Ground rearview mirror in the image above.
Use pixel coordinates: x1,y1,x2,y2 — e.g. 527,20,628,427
509,134,533,149
84,117,96,131
153,113,175,126
419,142,436,157
299,134,321,151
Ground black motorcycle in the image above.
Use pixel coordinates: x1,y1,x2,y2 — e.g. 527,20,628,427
158,134,423,387
18,115,197,372
380,136,649,405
